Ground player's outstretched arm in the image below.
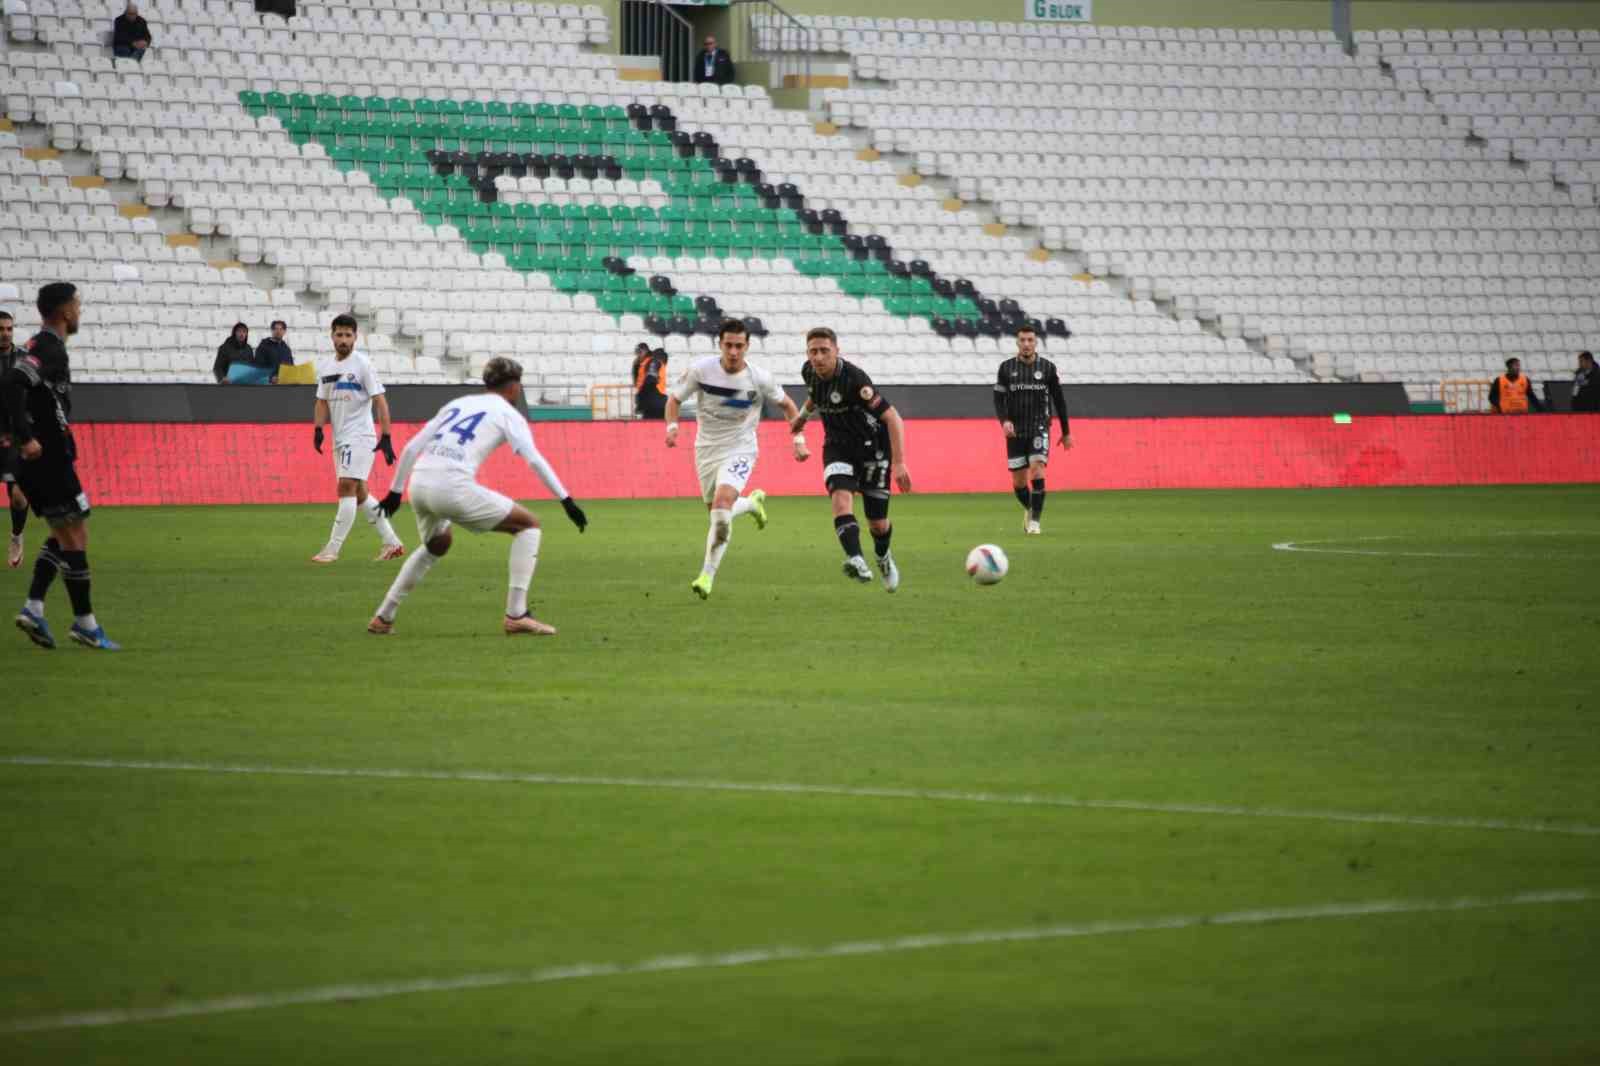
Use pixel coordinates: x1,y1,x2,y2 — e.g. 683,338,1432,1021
663,395,682,447
788,398,814,435
884,406,912,493
778,395,810,461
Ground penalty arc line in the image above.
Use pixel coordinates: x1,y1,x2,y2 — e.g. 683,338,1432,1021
0,889,1593,1034
3,755,1600,838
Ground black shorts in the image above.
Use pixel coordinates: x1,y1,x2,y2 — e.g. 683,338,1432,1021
1006,424,1051,470
822,439,891,499
15,455,90,527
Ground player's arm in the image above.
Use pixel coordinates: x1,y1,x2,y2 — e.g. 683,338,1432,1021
510,423,586,531
788,397,815,434
378,413,443,515
371,393,396,463
312,396,330,452
0,364,40,459
882,405,912,493
1487,378,1501,413
994,366,1014,436
663,364,699,447
778,394,810,461
1048,369,1072,448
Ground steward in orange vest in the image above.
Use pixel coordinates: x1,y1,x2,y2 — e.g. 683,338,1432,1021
1489,358,1545,414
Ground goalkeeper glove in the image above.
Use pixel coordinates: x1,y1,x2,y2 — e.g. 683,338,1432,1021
374,434,396,465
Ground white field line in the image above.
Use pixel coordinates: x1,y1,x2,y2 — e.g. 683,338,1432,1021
1273,531,1594,559
4,756,1599,838
1,889,1592,1035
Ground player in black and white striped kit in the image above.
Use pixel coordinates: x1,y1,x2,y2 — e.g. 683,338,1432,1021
993,325,1070,535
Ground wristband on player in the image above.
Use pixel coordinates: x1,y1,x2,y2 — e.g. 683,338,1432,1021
792,432,806,444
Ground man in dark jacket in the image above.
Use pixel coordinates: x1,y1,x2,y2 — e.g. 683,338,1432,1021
1572,351,1598,413
632,342,668,419
693,35,734,86
255,320,294,380
112,1,152,60
214,323,273,385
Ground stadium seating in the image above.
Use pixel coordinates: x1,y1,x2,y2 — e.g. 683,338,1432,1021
3,3,1594,400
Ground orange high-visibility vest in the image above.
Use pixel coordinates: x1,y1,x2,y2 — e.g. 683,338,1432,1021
1496,374,1530,414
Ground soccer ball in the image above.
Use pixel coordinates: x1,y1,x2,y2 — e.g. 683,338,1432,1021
965,544,1008,585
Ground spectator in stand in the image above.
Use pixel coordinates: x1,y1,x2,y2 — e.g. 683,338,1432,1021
112,1,152,61
693,35,734,86
1488,357,1545,414
632,342,668,419
1572,351,1598,413
214,323,274,385
256,320,294,381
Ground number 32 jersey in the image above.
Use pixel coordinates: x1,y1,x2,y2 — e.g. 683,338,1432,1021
409,392,542,481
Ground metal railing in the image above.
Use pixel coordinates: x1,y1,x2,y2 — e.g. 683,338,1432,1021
1441,379,1491,413
729,0,812,93
620,0,695,83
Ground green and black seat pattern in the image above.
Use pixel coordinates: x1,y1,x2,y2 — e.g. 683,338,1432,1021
243,90,1023,330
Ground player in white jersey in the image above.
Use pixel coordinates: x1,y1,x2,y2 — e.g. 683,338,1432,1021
368,357,588,636
664,319,807,600
310,314,405,564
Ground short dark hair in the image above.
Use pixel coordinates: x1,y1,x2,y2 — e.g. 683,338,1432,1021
483,356,523,390
1016,325,1037,337
805,326,837,345
1581,351,1595,364
37,282,77,320
232,321,249,335
0,310,12,322
635,342,651,354
717,319,748,341
271,319,287,330
330,313,358,333
1506,357,1521,370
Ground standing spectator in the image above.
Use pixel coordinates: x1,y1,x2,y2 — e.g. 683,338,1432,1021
632,343,669,419
694,35,734,86
1489,358,1545,414
256,320,294,382
112,1,152,61
1572,351,1598,413
213,323,269,385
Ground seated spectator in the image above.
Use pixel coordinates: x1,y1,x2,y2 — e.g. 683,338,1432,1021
1489,357,1545,414
632,342,668,419
214,323,274,385
256,320,294,380
1572,351,1598,413
112,1,152,61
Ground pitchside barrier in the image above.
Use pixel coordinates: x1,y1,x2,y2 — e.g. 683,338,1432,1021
74,414,1600,506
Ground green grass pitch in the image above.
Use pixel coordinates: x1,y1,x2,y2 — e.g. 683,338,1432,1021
3,486,1598,1064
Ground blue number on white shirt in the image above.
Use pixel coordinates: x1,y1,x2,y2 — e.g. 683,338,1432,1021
432,407,486,446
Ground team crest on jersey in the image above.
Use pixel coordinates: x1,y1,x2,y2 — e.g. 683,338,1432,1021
1033,370,1043,380
829,391,841,403
860,386,874,401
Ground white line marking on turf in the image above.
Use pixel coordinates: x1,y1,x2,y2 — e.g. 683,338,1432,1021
1,889,1591,1034
4,756,1599,838
1273,531,1593,559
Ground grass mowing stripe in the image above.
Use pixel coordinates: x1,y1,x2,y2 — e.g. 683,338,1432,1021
5,755,1599,837
3,889,1591,1035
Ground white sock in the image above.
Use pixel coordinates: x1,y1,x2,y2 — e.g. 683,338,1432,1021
325,496,358,554
24,598,44,617
506,528,541,617
378,549,441,621
361,494,401,547
730,496,754,518
75,612,98,630
702,508,732,576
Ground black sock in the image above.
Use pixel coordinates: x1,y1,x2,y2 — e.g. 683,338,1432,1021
9,500,27,536
833,514,863,558
871,524,893,559
1030,478,1046,520
60,549,93,619
1013,485,1030,509
29,538,62,602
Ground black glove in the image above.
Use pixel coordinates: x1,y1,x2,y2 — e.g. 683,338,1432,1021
375,434,396,465
561,496,587,532
377,490,403,518
313,426,324,453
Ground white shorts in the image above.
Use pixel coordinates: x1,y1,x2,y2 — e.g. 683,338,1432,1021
696,451,756,503
409,474,515,543
334,436,376,482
